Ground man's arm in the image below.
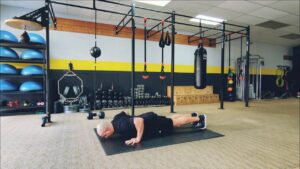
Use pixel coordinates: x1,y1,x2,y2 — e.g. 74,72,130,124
125,117,144,145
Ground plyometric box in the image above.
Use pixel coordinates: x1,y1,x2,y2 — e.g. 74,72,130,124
167,86,219,105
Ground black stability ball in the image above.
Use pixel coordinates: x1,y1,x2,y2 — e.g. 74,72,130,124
90,46,101,58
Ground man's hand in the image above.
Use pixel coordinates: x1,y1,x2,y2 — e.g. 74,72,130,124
125,137,141,145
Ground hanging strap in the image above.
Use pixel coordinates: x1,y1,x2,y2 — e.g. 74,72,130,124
142,17,149,80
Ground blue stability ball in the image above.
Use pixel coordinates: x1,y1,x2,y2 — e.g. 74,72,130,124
21,65,44,75
19,81,43,92
0,30,18,43
28,33,46,44
0,64,18,74
0,47,19,59
0,80,18,91
20,49,44,60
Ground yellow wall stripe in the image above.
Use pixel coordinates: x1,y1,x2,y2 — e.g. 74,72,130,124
47,58,279,75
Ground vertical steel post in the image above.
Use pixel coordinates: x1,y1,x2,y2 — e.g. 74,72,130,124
170,11,175,113
45,0,50,115
219,22,225,109
228,35,231,67
131,3,136,115
245,26,250,107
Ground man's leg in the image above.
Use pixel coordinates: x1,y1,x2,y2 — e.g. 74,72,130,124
171,114,199,128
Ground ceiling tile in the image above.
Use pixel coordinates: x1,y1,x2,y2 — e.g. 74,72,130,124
0,1,18,7
270,1,300,16
279,26,300,34
16,0,44,9
162,1,213,13
232,15,268,25
197,1,225,7
203,7,243,20
249,7,289,20
218,1,263,13
250,1,278,6
274,14,299,26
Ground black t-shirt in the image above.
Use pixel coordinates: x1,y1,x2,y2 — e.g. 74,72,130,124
111,111,172,140
111,111,136,139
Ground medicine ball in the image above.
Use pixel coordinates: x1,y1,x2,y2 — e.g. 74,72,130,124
0,30,18,43
27,33,46,44
0,64,18,74
90,46,101,58
21,65,44,75
0,80,17,91
20,49,44,60
0,47,18,59
19,81,43,92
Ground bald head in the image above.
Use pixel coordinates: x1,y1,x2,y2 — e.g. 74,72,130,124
97,121,114,138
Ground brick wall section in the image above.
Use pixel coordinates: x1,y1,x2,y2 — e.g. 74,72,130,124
52,17,216,48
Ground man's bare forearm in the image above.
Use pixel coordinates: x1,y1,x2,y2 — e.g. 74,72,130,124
133,117,144,142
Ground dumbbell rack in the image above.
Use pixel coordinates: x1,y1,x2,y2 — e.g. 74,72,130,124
0,42,48,115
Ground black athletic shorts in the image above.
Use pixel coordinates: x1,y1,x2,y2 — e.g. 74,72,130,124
139,112,174,139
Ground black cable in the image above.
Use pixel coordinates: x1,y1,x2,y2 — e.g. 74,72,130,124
93,9,97,110
161,21,164,71
144,18,147,70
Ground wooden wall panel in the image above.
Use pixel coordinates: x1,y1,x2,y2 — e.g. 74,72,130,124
52,17,216,48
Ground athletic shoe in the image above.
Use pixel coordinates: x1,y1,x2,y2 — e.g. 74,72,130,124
194,114,207,129
191,112,199,126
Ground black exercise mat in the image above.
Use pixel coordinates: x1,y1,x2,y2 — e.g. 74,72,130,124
94,127,224,156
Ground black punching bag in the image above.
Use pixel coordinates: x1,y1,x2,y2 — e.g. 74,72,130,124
194,45,207,89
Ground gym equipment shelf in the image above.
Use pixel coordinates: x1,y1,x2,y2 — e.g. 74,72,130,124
0,39,48,115
0,91,44,95
0,74,44,78
0,58,46,64
0,106,45,113
0,42,46,50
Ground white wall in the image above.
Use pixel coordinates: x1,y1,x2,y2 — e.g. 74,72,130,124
0,5,293,70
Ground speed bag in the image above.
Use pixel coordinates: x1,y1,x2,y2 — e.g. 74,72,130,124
194,46,207,89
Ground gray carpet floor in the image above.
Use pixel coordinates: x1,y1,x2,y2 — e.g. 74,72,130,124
1,98,299,169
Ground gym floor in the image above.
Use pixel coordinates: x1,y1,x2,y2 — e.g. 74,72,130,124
1,98,299,169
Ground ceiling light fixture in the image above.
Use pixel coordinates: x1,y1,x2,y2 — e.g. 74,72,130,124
190,15,226,26
135,0,171,7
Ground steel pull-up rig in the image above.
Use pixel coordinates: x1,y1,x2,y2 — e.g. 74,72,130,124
5,0,251,115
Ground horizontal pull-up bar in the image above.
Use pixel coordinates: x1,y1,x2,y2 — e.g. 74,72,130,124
147,24,172,38
188,24,220,39
214,28,247,40
188,31,221,44
98,0,172,15
115,18,133,35
213,36,246,45
115,9,133,34
50,1,166,23
147,15,172,35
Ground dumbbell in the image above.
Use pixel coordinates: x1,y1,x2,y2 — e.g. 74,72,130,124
41,114,52,127
191,112,198,117
87,111,105,120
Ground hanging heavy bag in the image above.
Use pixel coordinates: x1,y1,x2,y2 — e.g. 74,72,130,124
159,21,165,48
159,32,165,48
194,45,207,89
165,31,171,46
